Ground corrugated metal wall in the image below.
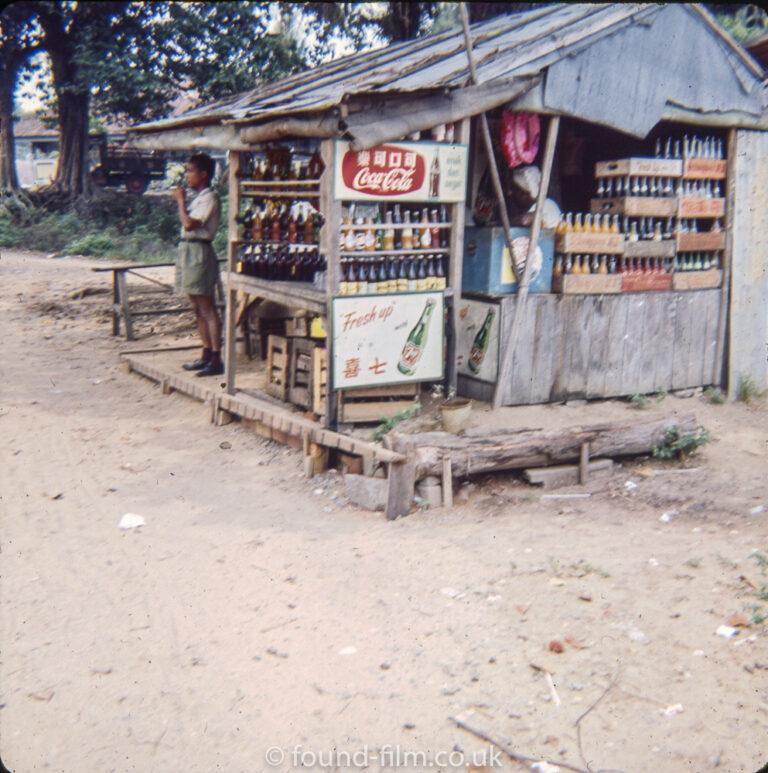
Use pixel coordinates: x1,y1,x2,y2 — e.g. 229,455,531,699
728,130,768,398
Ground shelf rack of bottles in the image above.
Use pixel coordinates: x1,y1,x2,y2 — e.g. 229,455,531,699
550,135,727,293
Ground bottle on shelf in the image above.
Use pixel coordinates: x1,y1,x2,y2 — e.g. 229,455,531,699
402,211,413,250
383,210,395,251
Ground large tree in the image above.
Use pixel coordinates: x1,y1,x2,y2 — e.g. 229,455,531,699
0,4,40,194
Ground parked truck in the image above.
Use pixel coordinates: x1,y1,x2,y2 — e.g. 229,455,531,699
90,136,167,194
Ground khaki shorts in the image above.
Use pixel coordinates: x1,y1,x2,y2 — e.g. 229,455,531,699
175,241,219,296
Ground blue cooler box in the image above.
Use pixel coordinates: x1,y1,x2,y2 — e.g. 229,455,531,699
462,226,554,295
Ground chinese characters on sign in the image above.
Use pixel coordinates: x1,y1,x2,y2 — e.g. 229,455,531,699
334,141,467,203
332,292,445,388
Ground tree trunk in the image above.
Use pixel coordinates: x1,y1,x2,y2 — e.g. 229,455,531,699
0,74,20,192
389,412,699,480
52,88,91,198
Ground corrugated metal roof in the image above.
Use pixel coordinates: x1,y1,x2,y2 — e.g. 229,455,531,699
132,2,767,141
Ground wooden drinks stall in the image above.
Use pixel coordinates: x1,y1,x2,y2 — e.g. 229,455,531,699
127,3,768,514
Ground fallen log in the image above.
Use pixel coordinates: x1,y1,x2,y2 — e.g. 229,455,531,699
388,412,697,481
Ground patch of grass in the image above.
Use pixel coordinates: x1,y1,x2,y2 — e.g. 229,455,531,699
737,376,764,404
570,559,611,578
628,392,650,409
371,402,421,442
685,556,703,568
704,386,726,404
652,425,710,460
716,552,738,570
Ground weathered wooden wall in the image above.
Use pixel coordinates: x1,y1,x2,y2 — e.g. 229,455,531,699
728,130,768,399
458,290,722,405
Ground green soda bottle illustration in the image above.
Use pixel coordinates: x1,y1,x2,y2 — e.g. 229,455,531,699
468,308,495,374
397,298,436,375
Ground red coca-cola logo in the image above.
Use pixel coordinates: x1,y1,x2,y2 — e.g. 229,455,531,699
342,146,425,196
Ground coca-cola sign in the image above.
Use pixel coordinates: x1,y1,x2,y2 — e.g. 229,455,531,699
341,146,426,197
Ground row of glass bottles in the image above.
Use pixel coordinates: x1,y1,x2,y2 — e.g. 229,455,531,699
596,176,676,198
675,252,722,271
554,251,722,276
240,200,323,245
555,212,621,234
239,149,324,181
237,243,326,283
595,176,723,199
624,217,723,241
655,135,724,160
339,254,446,295
555,254,673,275
341,204,450,252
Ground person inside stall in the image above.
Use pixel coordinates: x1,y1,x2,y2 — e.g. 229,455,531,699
173,153,223,377
506,164,561,230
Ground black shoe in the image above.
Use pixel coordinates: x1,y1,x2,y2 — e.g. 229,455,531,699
183,358,209,371
196,362,224,377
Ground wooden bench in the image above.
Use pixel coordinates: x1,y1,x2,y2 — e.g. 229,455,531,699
91,261,224,340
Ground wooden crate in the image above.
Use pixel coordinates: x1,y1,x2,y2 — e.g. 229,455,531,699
552,274,622,295
266,335,291,401
595,158,682,178
682,159,726,180
623,239,676,258
338,384,421,424
288,338,316,410
672,269,722,290
621,272,672,293
677,197,726,218
591,197,678,218
555,232,624,254
312,347,328,416
676,231,726,252
286,317,309,337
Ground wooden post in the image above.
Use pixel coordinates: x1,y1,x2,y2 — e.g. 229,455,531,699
224,149,241,395
458,5,521,285
491,115,560,410
445,117,471,394
442,456,453,508
320,138,341,430
579,441,590,484
716,127,735,390
115,270,134,341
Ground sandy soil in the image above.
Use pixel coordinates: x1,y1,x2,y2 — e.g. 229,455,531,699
1,248,767,773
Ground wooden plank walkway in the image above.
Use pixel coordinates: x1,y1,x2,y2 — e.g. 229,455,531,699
121,352,405,466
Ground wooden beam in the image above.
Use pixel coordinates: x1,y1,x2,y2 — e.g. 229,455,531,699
459,4,523,285
717,127,735,391
492,115,561,409
224,149,241,395
446,116,471,394
321,138,341,431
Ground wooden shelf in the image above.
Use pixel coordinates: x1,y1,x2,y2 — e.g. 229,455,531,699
226,271,327,315
239,179,321,189
340,248,449,256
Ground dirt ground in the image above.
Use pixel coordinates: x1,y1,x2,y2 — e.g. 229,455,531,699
1,248,767,773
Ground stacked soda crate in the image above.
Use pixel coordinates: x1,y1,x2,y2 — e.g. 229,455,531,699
591,146,725,293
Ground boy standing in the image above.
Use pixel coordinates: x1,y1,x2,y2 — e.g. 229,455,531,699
173,153,223,377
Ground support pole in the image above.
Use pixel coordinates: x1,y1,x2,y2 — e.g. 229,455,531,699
491,115,560,410
224,149,241,395
458,4,522,285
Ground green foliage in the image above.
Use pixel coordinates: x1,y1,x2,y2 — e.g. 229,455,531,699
737,375,763,403
705,386,727,404
0,189,228,264
371,402,421,442
628,389,666,409
744,552,768,625
715,5,768,43
652,425,710,459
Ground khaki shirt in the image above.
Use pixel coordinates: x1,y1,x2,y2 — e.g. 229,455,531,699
181,186,221,241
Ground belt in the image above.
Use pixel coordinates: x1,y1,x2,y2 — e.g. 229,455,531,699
180,238,213,244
